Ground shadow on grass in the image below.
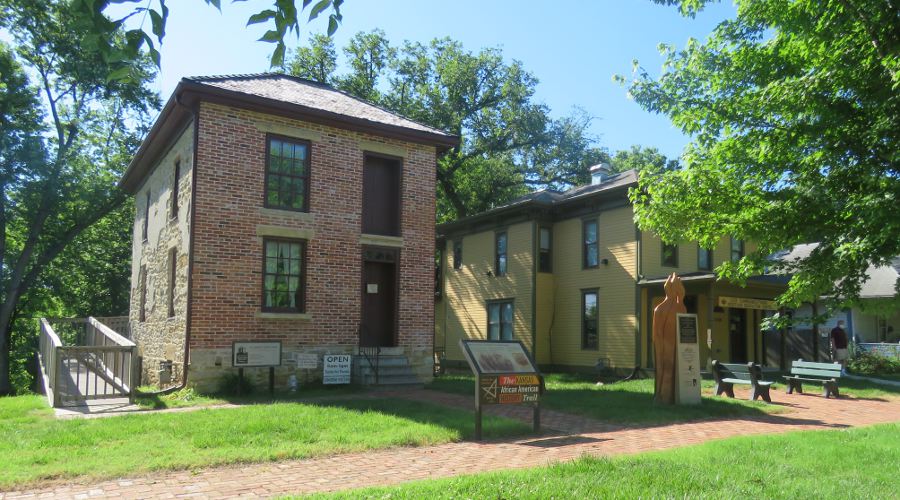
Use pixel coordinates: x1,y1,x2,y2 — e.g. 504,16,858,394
308,398,530,440
135,384,365,410
429,374,782,429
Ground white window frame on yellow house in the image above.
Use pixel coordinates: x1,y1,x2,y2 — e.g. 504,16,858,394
487,299,514,340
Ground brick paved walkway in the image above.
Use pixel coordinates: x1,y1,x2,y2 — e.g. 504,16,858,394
3,388,898,499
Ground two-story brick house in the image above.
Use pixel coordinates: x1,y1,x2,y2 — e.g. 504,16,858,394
436,165,790,374
120,73,457,390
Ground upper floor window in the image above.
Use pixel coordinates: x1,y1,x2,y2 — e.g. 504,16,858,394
661,242,678,267
698,246,713,270
167,248,177,318
266,136,310,212
170,160,180,219
538,226,552,273
453,240,462,270
139,265,147,322
495,232,508,276
487,300,513,340
730,237,744,262
582,290,599,350
583,219,599,268
142,190,150,242
262,238,307,313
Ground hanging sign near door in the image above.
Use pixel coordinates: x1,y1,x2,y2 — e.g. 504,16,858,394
676,314,702,405
717,296,776,311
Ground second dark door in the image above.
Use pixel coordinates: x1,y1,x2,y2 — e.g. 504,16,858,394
361,259,397,347
362,155,401,236
729,308,748,363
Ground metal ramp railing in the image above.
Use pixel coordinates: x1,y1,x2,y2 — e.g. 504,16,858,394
38,317,137,408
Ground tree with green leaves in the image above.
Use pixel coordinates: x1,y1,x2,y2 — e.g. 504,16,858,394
623,0,899,312
0,0,158,395
65,0,343,79
609,145,679,174
288,32,607,221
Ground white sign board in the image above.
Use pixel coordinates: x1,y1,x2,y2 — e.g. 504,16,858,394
295,353,319,370
676,314,702,405
323,354,352,384
232,341,281,367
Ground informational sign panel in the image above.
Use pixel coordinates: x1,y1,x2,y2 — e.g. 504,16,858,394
717,296,777,311
676,314,702,405
460,340,543,440
232,341,282,367
295,353,319,370
463,341,536,374
323,354,352,384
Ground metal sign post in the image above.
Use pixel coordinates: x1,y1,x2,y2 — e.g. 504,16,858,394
460,340,544,440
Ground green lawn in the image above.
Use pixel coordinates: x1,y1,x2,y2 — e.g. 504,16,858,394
314,423,900,499
428,374,781,425
0,394,528,489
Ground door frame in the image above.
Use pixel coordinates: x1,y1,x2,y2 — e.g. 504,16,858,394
360,245,401,347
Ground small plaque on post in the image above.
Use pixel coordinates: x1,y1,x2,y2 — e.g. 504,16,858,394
232,341,282,367
676,314,702,405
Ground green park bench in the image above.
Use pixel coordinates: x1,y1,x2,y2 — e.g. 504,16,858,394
711,360,774,403
783,360,842,398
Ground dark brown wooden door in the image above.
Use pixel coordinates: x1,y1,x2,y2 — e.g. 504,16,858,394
362,155,401,236
729,308,748,363
361,260,396,347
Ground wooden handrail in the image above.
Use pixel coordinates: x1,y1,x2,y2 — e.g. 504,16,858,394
40,318,63,348
87,317,135,347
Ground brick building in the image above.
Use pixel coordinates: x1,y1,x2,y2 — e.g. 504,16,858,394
119,73,457,391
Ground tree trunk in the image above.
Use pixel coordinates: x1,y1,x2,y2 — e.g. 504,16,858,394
0,293,20,395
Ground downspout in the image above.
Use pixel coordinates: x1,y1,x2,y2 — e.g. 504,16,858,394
633,225,642,369
531,220,537,363
141,94,199,395
179,98,200,390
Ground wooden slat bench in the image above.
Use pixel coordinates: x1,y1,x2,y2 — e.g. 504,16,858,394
712,361,774,402
783,360,842,398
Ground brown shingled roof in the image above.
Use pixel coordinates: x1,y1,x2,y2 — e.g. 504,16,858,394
119,73,459,193
185,73,453,138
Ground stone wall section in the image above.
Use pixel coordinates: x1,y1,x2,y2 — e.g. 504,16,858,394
129,123,194,386
187,102,436,390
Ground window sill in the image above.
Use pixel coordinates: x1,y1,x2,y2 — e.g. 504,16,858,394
360,233,403,248
258,207,315,222
255,311,311,320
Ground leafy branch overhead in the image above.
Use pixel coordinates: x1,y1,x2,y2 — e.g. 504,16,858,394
69,0,343,80
287,31,610,222
625,0,899,310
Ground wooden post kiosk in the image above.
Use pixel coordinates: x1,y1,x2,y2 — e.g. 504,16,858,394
459,340,544,441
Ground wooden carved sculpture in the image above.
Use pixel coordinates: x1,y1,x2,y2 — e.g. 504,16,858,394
653,273,686,405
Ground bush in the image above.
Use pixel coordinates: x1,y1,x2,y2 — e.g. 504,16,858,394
217,371,255,396
849,352,900,376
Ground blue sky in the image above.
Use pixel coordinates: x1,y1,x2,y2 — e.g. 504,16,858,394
142,1,735,159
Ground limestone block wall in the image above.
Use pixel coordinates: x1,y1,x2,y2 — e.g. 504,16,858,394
129,123,193,386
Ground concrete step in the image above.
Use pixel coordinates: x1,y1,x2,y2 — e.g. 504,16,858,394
352,354,420,386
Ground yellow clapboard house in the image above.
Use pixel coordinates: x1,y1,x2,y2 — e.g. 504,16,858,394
435,166,789,374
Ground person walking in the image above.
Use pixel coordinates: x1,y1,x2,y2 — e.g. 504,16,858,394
831,320,850,373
